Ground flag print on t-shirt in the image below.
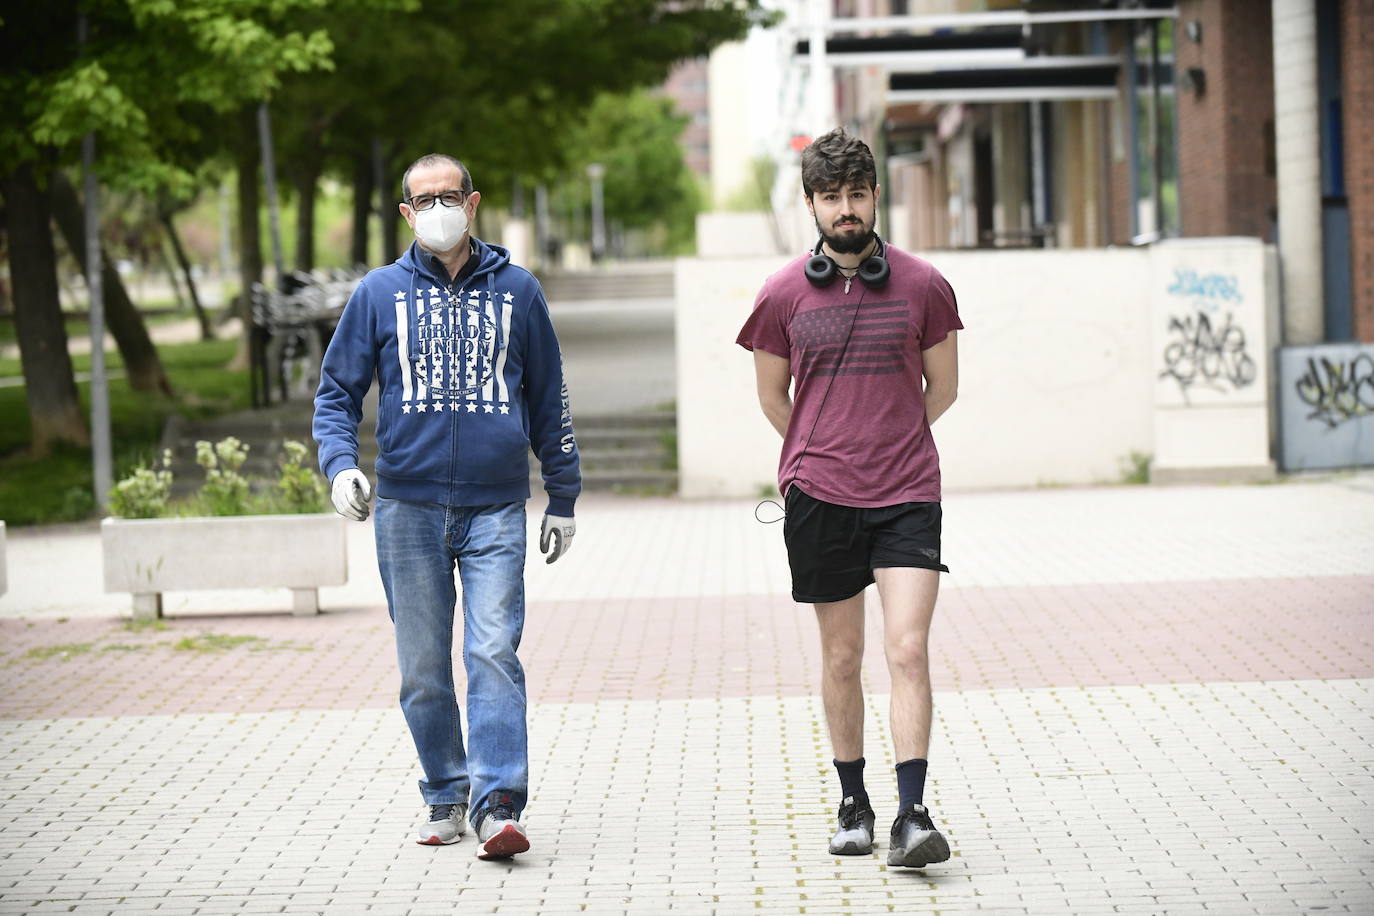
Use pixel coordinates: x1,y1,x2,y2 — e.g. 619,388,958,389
791,299,909,377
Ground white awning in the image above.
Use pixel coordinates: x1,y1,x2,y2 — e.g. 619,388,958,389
825,8,1177,35
888,87,1120,104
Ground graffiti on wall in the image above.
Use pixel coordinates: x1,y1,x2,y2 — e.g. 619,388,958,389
1166,269,1243,304
1159,268,1256,402
1295,354,1374,429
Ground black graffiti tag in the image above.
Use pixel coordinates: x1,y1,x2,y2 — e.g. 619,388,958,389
1295,354,1374,429
1159,311,1257,401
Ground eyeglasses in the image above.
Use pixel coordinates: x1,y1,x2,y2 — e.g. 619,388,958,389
405,190,467,211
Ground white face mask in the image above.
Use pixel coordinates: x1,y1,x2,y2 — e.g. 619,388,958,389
413,201,469,252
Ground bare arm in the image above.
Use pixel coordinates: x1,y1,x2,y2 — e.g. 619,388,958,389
753,349,793,438
922,331,958,425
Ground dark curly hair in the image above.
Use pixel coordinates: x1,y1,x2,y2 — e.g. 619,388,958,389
801,128,877,199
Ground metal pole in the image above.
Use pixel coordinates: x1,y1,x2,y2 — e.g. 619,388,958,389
1149,21,1163,236
371,137,385,261
587,163,606,263
257,102,285,286
218,180,233,286
80,10,113,510
534,183,550,269
810,0,834,133
1030,101,1047,230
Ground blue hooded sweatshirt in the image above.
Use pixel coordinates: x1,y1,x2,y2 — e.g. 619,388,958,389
313,238,580,517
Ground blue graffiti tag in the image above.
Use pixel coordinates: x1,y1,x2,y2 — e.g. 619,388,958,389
1167,269,1243,305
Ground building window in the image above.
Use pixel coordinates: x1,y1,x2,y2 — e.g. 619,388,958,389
1129,18,1179,241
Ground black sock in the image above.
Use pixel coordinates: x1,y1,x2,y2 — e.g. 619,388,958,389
895,758,928,809
834,757,868,803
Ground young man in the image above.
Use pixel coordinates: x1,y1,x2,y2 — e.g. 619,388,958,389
313,153,580,860
736,128,961,868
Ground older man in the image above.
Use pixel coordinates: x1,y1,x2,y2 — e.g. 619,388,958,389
314,153,580,859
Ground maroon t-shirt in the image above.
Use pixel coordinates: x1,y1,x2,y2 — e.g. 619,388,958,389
736,245,963,507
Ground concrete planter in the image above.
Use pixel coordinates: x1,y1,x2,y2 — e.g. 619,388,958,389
102,513,347,620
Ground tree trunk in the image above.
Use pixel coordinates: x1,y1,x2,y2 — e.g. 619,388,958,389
49,170,174,396
1,162,89,455
350,148,372,267
291,158,319,274
162,245,185,308
231,106,263,369
378,140,402,264
160,208,213,341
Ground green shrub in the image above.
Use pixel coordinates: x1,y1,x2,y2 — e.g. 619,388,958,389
107,450,173,518
193,436,251,516
268,440,328,514
106,437,327,518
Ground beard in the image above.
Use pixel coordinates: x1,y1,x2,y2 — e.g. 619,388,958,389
816,214,876,255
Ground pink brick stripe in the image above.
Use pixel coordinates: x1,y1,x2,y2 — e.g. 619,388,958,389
1,575,1369,720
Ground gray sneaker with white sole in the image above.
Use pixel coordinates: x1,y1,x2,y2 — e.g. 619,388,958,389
475,799,530,860
416,802,468,846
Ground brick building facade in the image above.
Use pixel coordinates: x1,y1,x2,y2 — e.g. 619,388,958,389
1175,0,1277,241
1343,0,1374,341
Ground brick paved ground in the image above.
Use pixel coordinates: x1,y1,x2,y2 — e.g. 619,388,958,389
1,476,1372,914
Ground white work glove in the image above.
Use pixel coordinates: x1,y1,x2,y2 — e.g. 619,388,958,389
330,468,372,521
539,514,575,564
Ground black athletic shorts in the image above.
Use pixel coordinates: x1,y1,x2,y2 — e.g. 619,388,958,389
783,485,949,604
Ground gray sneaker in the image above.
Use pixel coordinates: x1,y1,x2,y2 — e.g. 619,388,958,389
829,795,876,855
475,798,530,860
887,803,950,867
416,803,467,846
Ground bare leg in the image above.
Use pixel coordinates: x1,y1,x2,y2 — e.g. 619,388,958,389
813,592,867,761
873,567,940,760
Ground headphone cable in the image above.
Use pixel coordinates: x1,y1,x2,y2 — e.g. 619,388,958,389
755,281,869,524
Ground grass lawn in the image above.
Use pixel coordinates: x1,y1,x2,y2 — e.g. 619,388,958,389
0,338,251,526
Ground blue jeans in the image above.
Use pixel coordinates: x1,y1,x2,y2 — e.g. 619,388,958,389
374,497,528,822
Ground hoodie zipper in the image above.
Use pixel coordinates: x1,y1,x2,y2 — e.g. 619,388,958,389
447,274,470,506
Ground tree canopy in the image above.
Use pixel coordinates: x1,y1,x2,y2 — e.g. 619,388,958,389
0,0,346,193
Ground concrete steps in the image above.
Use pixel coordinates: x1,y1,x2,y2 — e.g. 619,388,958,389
529,411,677,495
162,402,678,499
538,263,674,302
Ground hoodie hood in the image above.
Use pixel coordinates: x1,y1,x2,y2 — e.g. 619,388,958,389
400,238,511,287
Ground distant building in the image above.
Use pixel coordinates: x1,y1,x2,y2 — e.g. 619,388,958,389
775,0,1370,344
659,57,712,179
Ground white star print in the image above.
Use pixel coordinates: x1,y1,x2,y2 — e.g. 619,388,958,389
394,291,406,301
416,403,428,413
466,404,477,413
483,405,494,413
503,292,513,303
402,404,412,414
428,286,439,296
499,405,510,414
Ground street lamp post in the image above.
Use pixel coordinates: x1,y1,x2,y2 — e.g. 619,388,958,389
587,162,606,263
257,103,286,286
79,10,112,510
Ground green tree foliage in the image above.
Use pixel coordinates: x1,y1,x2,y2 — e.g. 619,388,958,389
268,0,773,246
0,0,337,192
0,0,344,453
560,90,704,252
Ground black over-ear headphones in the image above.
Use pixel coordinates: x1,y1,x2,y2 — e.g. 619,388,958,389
803,235,890,289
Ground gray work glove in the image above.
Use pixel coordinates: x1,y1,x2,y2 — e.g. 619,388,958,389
330,468,372,521
539,514,575,564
